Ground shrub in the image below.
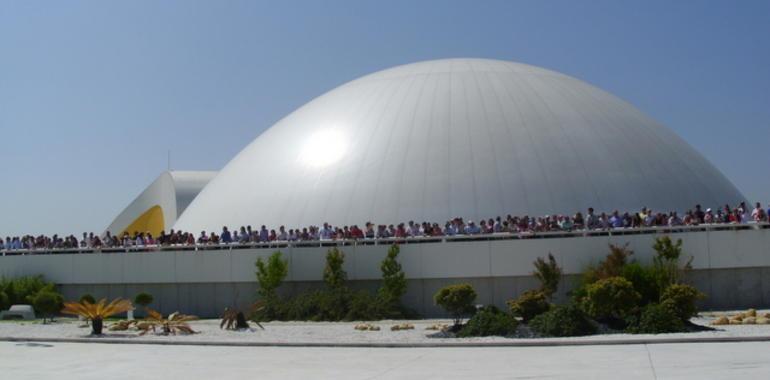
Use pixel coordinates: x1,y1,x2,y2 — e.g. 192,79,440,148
529,304,596,337
652,236,692,289
0,275,57,307
324,248,347,290
32,291,63,324
458,305,518,337
0,290,9,310
508,290,550,322
626,303,685,334
134,292,154,307
279,291,322,321
79,294,96,304
256,251,289,319
378,244,407,314
582,276,640,321
434,283,477,326
620,262,661,306
346,290,384,321
533,253,562,298
660,284,704,322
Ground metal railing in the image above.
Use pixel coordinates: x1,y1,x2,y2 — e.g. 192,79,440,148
2,222,768,257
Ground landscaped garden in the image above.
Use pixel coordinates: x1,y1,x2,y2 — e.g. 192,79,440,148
1,236,769,344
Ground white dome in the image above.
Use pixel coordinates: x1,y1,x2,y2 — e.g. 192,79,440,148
174,58,745,231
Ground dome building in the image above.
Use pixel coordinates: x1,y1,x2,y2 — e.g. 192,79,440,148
174,58,745,232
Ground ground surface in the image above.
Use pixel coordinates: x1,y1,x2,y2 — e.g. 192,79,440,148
2,340,770,379
0,312,766,345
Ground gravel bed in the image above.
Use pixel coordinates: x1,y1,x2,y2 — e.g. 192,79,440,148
1,311,769,345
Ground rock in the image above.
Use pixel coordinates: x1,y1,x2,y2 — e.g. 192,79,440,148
711,316,729,326
391,323,415,331
425,323,449,331
746,309,757,317
742,317,757,325
355,323,380,331
729,318,743,325
756,317,770,325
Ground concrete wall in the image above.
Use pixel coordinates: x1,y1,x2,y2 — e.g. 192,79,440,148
2,227,769,317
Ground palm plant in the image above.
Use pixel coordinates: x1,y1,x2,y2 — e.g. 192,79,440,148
61,298,134,335
221,302,265,330
137,308,197,335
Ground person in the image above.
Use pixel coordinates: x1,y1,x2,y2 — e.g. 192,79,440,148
464,220,481,234
752,202,767,223
694,204,705,224
277,226,288,241
668,212,682,226
319,223,333,240
221,227,232,244
585,208,599,230
197,231,209,244
609,210,623,228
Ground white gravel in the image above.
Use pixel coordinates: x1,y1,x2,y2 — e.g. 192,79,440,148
1,311,769,345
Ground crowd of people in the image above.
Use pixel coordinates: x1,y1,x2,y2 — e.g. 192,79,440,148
2,202,769,252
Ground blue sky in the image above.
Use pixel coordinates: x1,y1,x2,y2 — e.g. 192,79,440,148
1,0,768,236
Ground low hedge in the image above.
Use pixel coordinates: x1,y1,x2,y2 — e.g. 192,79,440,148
458,306,518,337
529,304,597,337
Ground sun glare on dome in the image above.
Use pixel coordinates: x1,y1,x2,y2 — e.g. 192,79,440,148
298,129,348,168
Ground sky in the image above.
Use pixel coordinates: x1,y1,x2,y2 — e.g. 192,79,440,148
1,0,768,236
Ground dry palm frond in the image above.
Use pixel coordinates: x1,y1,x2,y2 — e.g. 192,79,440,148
220,307,250,330
221,301,266,330
61,298,133,320
109,320,138,331
137,308,198,335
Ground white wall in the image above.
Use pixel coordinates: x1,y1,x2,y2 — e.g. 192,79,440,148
2,228,768,285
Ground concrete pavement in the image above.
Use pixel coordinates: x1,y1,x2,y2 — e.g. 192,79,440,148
1,341,768,379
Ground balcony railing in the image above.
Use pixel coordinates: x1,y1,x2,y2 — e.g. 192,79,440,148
2,222,768,256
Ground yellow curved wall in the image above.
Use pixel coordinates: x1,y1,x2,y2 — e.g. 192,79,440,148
119,205,165,237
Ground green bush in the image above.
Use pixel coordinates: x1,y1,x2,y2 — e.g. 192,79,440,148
0,275,56,306
660,284,704,322
434,283,477,326
582,276,640,321
0,290,9,310
134,292,153,307
32,291,63,323
256,251,289,319
652,236,692,289
458,306,518,337
620,262,661,306
508,290,550,322
324,248,347,290
378,244,407,314
346,290,385,321
626,303,685,334
79,294,96,304
279,291,323,321
533,254,562,298
529,304,597,337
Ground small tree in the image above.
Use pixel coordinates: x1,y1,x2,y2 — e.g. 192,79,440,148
378,244,407,311
533,253,562,298
256,251,289,301
434,283,477,327
653,236,692,289
255,251,289,319
79,294,96,305
134,292,154,308
33,291,63,324
324,247,347,290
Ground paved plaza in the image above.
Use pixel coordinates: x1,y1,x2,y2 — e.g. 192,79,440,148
2,341,769,379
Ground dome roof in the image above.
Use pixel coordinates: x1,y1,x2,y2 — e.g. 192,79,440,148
174,58,745,231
